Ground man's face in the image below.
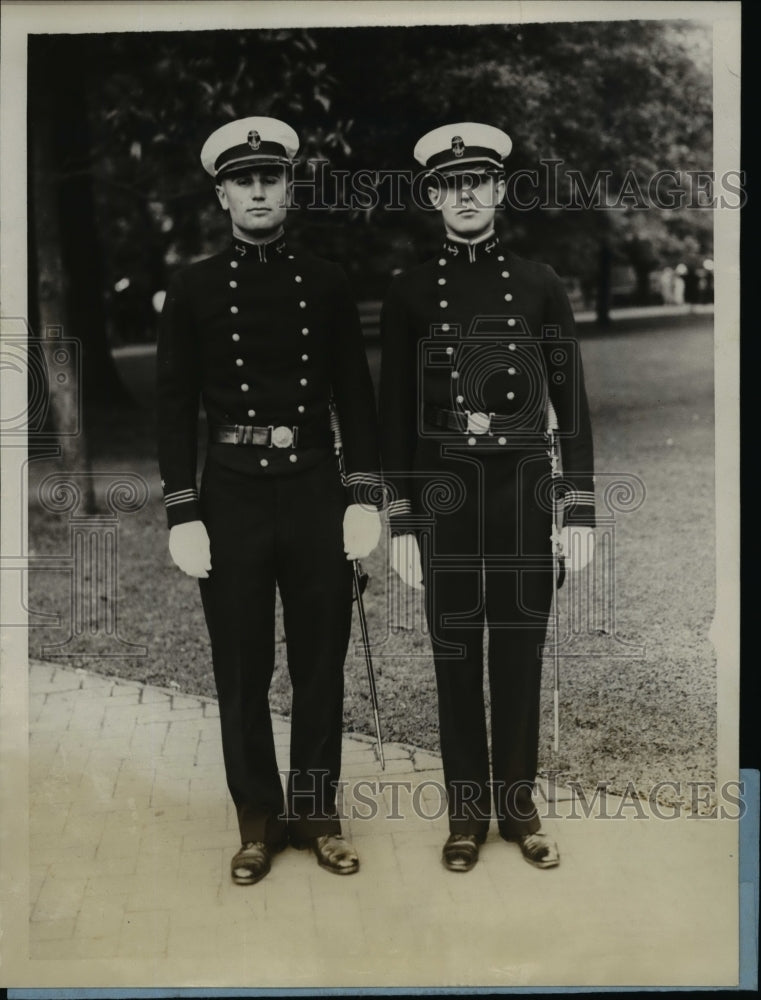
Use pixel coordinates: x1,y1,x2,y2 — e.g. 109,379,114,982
216,166,290,239
427,168,505,240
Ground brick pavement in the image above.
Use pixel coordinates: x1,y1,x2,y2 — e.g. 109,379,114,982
19,660,738,989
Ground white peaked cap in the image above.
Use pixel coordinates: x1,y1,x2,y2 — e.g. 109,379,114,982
414,122,512,174
200,116,300,179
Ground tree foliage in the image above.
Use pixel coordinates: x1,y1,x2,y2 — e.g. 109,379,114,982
29,18,713,353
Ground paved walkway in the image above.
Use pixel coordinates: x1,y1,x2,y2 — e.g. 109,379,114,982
20,660,737,990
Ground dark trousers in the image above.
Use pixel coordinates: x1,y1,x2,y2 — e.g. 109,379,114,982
198,453,353,846
414,443,554,839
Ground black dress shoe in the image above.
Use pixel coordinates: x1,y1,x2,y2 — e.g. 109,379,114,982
294,834,360,875
514,831,559,869
442,832,486,872
230,840,285,885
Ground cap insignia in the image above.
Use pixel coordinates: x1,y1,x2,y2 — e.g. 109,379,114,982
451,135,465,157
247,130,261,151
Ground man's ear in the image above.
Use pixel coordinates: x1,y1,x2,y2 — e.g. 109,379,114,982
494,175,506,206
215,183,229,211
427,184,444,211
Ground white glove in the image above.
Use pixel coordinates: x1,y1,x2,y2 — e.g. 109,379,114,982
343,504,381,561
169,520,211,579
558,525,595,572
390,533,424,590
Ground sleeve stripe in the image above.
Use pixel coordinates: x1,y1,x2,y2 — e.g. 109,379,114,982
345,472,383,487
164,489,198,508
387,499,412,517
563,490,595,504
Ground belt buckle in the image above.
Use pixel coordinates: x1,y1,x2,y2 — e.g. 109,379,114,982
270,425,295,449
465,411,492,435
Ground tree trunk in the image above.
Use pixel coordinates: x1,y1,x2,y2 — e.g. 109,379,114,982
29,81,96,514
29,36,133,424
596,240,612,327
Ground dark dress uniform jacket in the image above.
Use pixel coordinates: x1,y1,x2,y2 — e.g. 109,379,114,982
157,234,379,526
156,233,379,847
379,232,595,839
379,234,595,531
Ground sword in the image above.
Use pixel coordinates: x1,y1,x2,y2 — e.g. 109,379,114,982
330,402,386,770
545,399,565,753
352,559,385,770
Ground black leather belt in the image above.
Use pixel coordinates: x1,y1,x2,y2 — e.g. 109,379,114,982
211,424,301,448
423,404,512,435
423,404,469,432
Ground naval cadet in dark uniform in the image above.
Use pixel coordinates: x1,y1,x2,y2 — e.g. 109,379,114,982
379,123,595,872
157,117,381,885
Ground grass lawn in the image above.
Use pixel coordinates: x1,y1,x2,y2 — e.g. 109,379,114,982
26,315,717,802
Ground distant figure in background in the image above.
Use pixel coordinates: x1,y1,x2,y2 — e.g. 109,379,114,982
379,123,596,873
673,264,687,305
682,266,700,306
659,266,676,305
157,117,381,885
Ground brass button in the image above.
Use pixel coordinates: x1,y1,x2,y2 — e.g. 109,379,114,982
232,333,240,342
300,378,308,386
508,319,516,327
451,371,459,380
260,458,269,468
508,343,516,351
302,327,309,335
241,383,249,391
230,306,239,314
230,261,239,269
441,323,450,332
498,436,507,445
467,436,476,446
504,293,513,302
289,454,298,463
247,409,255,417
440,300,448,308
501,270,510,278
438,278,446,285
229,280,238,289
295,275,303,283
439,258,446,265
235,358,243,367
299,300,307,308
507,391,515,400
446,347,454,355
301,353,309,361
297,405,305,413
508,367,516,375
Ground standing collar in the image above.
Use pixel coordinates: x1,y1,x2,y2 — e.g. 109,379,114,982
442,229,500,263
231,230,288,262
